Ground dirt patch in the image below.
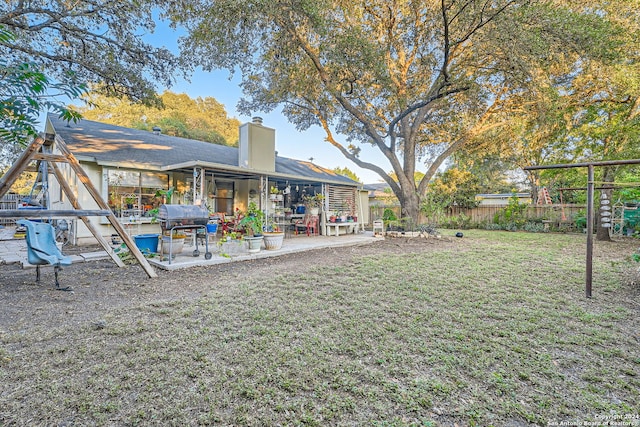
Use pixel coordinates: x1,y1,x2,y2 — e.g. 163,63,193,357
0,236,458,333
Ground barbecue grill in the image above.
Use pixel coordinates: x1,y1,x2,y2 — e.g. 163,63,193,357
158,204,212,262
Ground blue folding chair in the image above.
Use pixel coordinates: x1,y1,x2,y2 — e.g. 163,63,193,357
17,220,73,291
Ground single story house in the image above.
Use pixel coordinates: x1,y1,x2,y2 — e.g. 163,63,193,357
44,114,368,244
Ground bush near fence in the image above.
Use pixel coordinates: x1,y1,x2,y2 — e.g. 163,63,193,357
368,204,585,232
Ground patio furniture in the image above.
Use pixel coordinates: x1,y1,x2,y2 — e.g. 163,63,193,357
295,214,319,236
325,221,359,237
372,220,384,236
17,219,73,291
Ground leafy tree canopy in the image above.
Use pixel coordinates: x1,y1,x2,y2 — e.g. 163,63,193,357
451,153,516,194
169,0,627,221
332,166,360,183
1,25,84,164
0,1,181,104
77,91,241,146
427,168,480,210
0,167,36,194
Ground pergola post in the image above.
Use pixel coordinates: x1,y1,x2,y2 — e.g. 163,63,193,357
586,165,594,298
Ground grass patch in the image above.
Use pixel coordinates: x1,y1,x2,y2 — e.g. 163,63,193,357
1,230,638,425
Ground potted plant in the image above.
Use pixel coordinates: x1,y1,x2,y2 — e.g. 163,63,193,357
147,207,159,223
161,230,187,256
269,186,283,201
303,194,324,216
218,231,244,256
238,202,265,253
155,187,175,204
262,220,285,250
124,195,136,209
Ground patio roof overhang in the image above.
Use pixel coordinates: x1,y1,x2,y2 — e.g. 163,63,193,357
162,160,361,188
77,157,361,190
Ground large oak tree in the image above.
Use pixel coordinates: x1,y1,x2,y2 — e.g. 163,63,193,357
169,0,621,221
460,0,639,239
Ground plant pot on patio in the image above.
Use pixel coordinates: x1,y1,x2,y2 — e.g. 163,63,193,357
161,234,185,255
244,235,264,253
262,231,284,250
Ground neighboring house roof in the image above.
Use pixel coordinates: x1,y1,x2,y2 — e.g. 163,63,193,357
475,193,530,199
363,183,388,192
47,114,358,186
363,182,393,198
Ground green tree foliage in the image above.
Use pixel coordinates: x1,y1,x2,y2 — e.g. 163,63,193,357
0,57,84,146
426,168,480,210
0,1,179,104
332,166,360,183
0,168,36,194
77,91,241,146
168,0,625,222
0,25,84,163
452,153,516,194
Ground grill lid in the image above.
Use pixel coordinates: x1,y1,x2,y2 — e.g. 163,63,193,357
158,204,209,227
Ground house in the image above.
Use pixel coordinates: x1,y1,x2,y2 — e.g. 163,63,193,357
43,114,367,244
474,193,531,206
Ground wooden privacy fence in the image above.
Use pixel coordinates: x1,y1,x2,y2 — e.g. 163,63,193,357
368,204,586,227
448,204,586,224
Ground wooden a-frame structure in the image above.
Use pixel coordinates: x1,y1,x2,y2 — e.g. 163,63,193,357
0,134,157,278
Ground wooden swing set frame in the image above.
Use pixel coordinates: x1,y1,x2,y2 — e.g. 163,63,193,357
0,134,157,278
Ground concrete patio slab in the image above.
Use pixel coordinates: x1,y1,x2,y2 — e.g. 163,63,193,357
147,232,378,271
79,252,110,261
1,225,378,271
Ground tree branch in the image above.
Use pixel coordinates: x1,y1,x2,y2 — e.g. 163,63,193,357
317,114,401,194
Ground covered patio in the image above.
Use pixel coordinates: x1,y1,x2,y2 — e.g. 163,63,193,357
0,225,380,273
147,230,379,271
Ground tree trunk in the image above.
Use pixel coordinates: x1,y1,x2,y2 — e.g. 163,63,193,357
400,189,421,226
528,171,541,205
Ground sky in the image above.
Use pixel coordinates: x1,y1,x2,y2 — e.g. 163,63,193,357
142,19,390,185
165,68,387,184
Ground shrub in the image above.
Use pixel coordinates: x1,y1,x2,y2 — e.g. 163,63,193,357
492,193,528,230
440,213,472,229
522,221,547,233
382,208,397,222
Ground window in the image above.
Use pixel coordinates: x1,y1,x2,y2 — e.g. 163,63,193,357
107,169,169,217
213,180,234,215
